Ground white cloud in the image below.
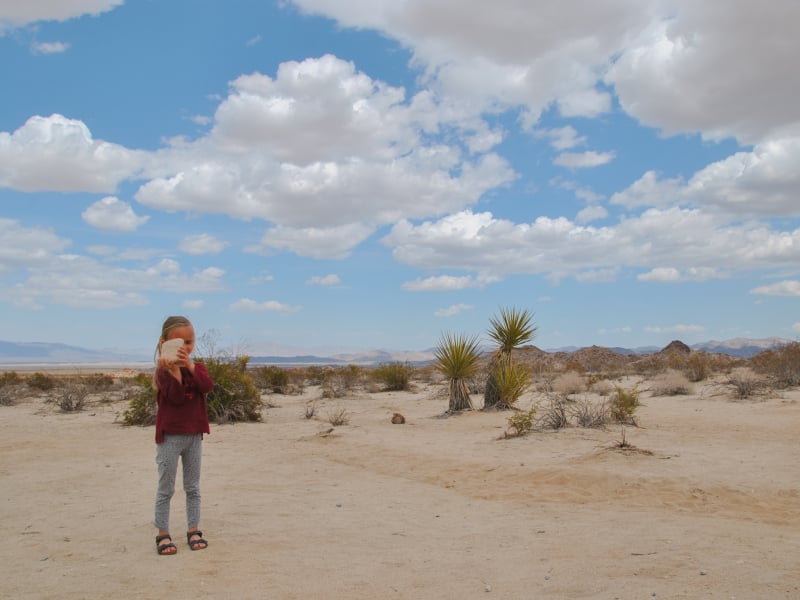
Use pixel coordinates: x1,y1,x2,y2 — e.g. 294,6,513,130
306,274,341,286
434,303,474,317
750,280,800,297
82,197,149,232
1,255,225,309
255,223,375,259
613,138,800,219
792,322,800,334
538,126,586,151
182,299,205,309
554,150,615,168
607,2,800,144
576,205,608,224
384,208,800,282
0,114,145,193
0,218,71,271
31,41,70,54
179,233,229,255
401,274,495,291
229,298,301,312
0,0,124,30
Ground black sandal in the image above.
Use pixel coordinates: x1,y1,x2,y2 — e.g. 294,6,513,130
187,530,208,551
156,534,177,555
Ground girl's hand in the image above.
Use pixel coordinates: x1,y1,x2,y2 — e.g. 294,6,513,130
174,346,195,374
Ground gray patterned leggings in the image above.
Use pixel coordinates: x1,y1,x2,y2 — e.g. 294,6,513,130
154,434,203,531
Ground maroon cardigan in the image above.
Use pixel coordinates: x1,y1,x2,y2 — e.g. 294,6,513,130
155,362,214,443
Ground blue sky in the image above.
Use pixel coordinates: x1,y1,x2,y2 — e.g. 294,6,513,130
1,0,799,357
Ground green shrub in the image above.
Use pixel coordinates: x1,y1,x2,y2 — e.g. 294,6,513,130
201,356,263,423
122,377,157,426
505,406,537,437
685,352,710,382
611,386,640,425
372,361,413,391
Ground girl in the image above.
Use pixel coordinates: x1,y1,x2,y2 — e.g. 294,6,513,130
153,316,214,556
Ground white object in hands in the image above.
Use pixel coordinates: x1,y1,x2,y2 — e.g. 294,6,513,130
161,338,184,361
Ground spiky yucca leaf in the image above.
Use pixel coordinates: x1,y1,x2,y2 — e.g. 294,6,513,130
487,306,537,354
492,360,531,408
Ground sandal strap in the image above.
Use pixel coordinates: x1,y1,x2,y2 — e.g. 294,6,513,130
187,530,203,541
156,534,172,543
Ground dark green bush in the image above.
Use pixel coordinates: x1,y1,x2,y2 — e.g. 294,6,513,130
122,376,157,426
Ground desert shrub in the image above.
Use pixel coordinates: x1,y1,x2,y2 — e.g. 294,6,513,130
122,376,157,425
536,394,570,430
202,356,263,423
651,369,693,396
563,359,585,374
321,366,362,398
27,372,55,391
685,352,710,382
0,371,21,387
610,386,640,425
590,378,615,396
326,405,350,426
571,397,609,428
372,361,413,391
553,371,585,396
56,381,89,412
82,373,115,390
505,406,537,437
726,367,763,400
750,342,800,388
492,361,531,408
0,384,23,406
252,365,290,394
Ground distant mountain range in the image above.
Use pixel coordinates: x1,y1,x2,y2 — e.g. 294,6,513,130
0,337,794,366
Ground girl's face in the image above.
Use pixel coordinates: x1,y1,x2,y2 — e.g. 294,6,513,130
165,324,195,356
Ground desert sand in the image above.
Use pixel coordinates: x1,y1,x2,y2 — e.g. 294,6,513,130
1,376,799,599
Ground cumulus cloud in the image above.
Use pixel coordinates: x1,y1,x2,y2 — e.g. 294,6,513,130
383,208,800,282
0,114,145,193
644,324,705,335
179,233,229,255
81,197,149,232
229,298,301,312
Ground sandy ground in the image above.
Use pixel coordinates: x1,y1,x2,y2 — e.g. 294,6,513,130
2,377,799,599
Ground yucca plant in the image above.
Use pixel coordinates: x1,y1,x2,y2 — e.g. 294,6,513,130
434,332,482,412
492,360,531,408
484,307,537,409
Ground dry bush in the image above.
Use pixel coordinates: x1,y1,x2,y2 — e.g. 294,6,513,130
571,396,609,428
685,352,710,382
651,369,693,396
304,401,316,419
750,342,800,388
553,371,585,396
372,362,413,391
590,378,614,396
27,372,56,391
326,405,350,426
0,384,24,406
726,367,764,400
535,394,570,430
56,381,89,412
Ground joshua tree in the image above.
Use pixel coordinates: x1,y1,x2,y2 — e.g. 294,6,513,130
434,332,482,413
483,307,537,409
